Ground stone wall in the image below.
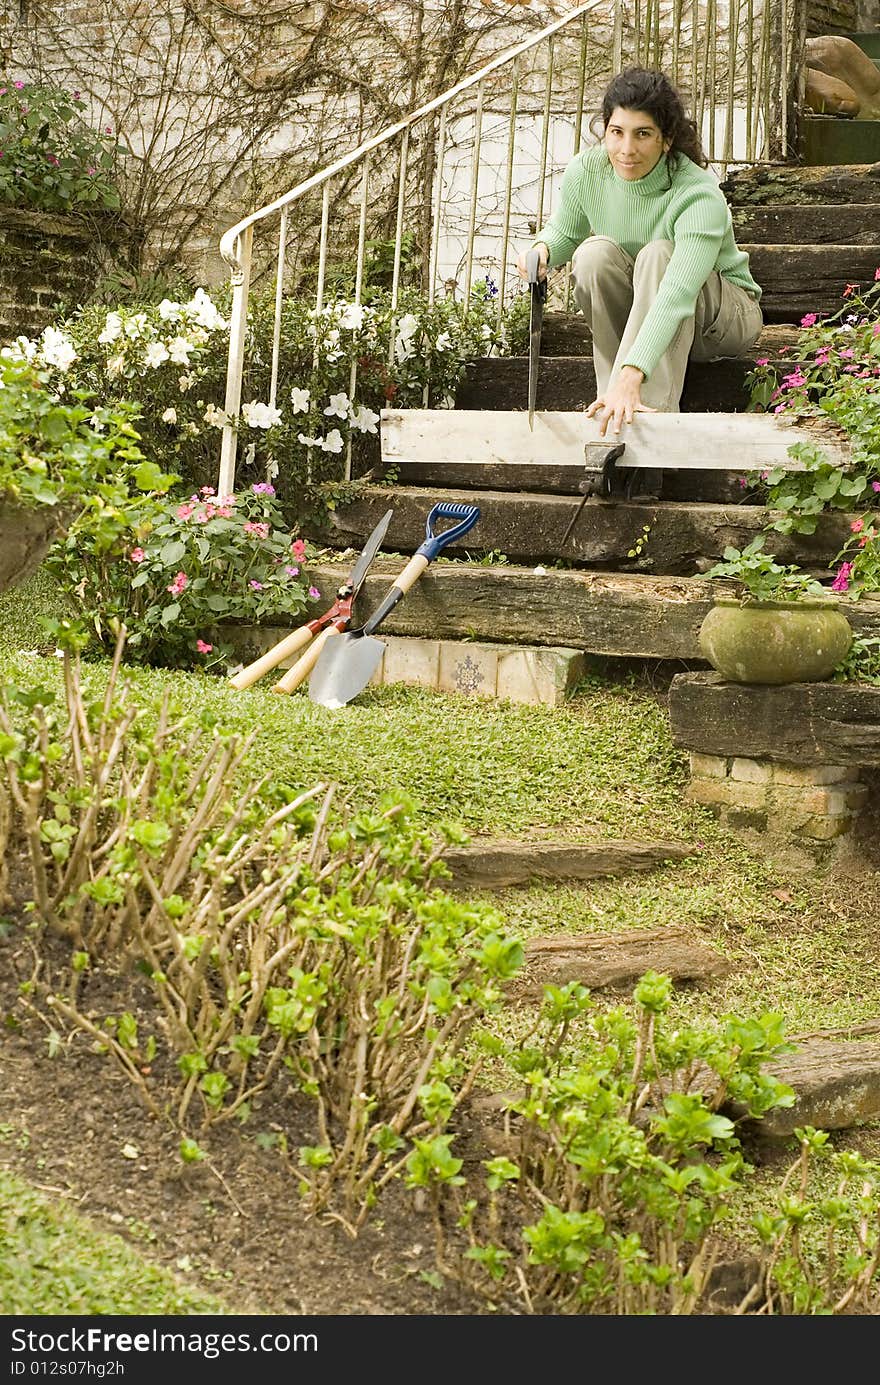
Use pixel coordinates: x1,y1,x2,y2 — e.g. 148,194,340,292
807,0,859,34
0,206,130,343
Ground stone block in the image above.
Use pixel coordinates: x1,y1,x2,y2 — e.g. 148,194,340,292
379,635,440,688
730,757,772,784
689,752,729,779
686,778,767,810
801,814,855,841
438,644,499,699
772,763,851,786
496,646,585,707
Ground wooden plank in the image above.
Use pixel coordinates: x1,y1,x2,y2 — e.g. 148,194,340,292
381,408,851,474
731,203,880,244
443,838,695,889
737,1041,880,1138
668,672,880,766
228,565,880,661
721,162,880,204
505,927,732,1003
325,485,873,571
393,456,751,503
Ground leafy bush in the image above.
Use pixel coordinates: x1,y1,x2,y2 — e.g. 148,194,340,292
0,76,122,211
702,535,826,603
746,273,880,536
46,481,322,669
17,279,529,523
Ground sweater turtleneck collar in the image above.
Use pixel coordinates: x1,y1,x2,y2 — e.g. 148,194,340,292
606,150,678,196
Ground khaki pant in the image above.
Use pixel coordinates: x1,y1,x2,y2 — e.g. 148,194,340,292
570,236,764,411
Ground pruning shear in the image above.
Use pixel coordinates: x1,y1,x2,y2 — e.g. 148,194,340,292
227,508,393,693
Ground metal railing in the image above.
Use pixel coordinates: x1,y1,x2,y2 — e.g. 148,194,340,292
216,0,801,495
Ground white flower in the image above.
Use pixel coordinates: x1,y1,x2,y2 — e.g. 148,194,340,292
290,386,311,413
106,353,126,378
144,341,169,368
243,442,256,466
89,413,105,432
533,565,547,576
98,311,123,344
321,429,344,454
167,336,193,365
267,456,279,481
323,328,342,361
297,432,320,447
124,312,149,340
203,404,228,427
481,323,493,340
39,326,77,373
158,298,182,321
241,400,282,429
3,335,38,362
323,391,350,419
161,407,177,424
434,331,453,352
394,312,420,362
184,421,200,437
350,405,379,434
179,374,194,393
185,287,226,331
338,302,366,331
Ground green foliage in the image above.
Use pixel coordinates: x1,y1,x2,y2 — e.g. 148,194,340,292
827,514,880,599
702,535,826,603
46,482,322,669
21,280,528,525
0,76,123,211
831,634,880,686
745,275,880,535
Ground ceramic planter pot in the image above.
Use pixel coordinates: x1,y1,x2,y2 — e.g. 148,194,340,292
698,597,853,685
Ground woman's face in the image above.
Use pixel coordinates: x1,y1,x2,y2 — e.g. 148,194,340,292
603,105,670,180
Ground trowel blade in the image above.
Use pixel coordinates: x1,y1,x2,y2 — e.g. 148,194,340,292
307,631,386,708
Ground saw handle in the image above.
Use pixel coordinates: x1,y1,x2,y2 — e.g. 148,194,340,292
525,247,548,295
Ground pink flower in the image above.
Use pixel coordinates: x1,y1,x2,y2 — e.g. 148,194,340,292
814,350,830,365
800,313,817,327
875,267,880,280
830,561,854,593
13,80,24,90
196,639,213,654
754,357,769,366
308,586,320,599
176,503,195,520
243,521,270,539
252,482,275,496
129,547,146,563
737,477,748,489
167,571,188,596
249,579,263,591
843,283,857,298
783,370,807,388
873,481,880,493
851,518,864,533
839,347,855,359
285,564,300,577
86,167,96,176
105,125,113,134
200,486,215,496
291,538,306,560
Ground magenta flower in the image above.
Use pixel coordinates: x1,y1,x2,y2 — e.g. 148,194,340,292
782,370,807,388
252,482,276,496
800,313,817,328
13,80,24,90
830,561,854,593
754,357,769,366
851,518,864,533
129,547,146,563
167,571,188,596
308,586,320,599
285,564,300,577
839,347,855,359
873,481,880,493
249,580,263,591
737,477,748,489
196,639,213,654
200,486,215,496
875,267,880,280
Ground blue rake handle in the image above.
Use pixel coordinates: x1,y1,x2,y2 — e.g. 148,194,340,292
362,501,480,637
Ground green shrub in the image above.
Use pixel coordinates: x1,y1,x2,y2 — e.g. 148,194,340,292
0,76,122,211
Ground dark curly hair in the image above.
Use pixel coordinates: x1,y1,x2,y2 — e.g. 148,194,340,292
593,66,707,172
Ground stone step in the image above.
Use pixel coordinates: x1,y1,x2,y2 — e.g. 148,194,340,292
276,563,880,661
720,161,880,205
326,486,867,572
741,242,880,320
669,672,880,767
524,315,799,362
443,839,695,890
504,927,731,1003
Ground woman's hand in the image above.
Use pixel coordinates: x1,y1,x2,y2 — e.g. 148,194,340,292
516,243,549,280
586,365,657,436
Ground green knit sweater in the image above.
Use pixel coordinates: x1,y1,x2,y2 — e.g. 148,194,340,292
535,145,762,379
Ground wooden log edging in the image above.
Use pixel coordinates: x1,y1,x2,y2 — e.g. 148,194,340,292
241,565,880,663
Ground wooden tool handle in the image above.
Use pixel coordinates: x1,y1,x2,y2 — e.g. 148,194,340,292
272,624,343,695
228,624,314,690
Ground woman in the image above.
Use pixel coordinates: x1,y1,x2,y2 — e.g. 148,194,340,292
517,66,763,437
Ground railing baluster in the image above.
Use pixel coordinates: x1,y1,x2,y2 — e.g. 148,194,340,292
565,19,589,313
536,39,554,245
497,57,520,324
387,126,410,366
463,82,485,313
347,153,371,479
612,0,623,87
671,0,682,87
218,225,252,498
745,0,755,161
268,207,287,412
723,0,739,167
428,105,447,308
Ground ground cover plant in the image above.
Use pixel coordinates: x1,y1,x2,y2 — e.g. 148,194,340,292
2,572,880,1315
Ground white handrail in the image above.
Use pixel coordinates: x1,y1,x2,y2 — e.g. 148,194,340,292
218,0,599,277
